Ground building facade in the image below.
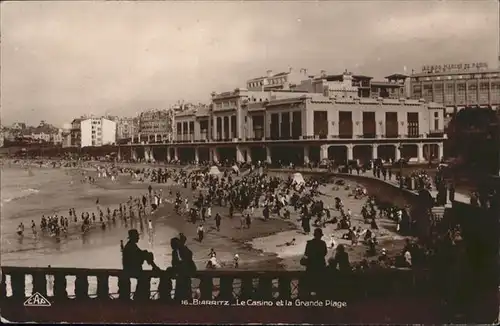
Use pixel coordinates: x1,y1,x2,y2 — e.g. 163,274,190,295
80,117,116,148
70,119,82,147
410,62,499,114
130,92,445,165
138,109,174,143
116,117,139,140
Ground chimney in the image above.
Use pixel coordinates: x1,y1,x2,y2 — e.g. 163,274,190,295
267,70,273,77
288,66,293,73
320,70,326,76
300,68,308,75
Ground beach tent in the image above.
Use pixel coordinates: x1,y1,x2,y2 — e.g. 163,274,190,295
208,165,222,176
292,172,305,185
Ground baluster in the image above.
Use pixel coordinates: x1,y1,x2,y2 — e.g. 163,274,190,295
134,275,152,301
53,272,67,301
198,275,213,300
278,276,292,300
118,275,131,301
10,271,26,301
257,276,273,300
158,273,173,303
0,269,5,299
239,277,254,300
32,271,47,297
96,273,110,300
74,274,89,300
297,274,309,299
217,277,234,302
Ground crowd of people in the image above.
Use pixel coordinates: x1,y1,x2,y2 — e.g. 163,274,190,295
7,155,473,300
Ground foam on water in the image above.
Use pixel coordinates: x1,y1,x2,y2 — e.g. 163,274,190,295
2,188,40,203
1,166,179,269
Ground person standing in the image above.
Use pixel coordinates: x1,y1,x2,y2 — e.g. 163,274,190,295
215,213,221,232
301,228,327,298
197,224,204,242
449,183,456,203
234,254,240,268
245,213,252,229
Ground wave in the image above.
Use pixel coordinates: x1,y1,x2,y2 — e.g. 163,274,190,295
2,188,40,203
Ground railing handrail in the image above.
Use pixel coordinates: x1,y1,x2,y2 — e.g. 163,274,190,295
1,265,426,277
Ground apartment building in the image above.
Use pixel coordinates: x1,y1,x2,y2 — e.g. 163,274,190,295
138,109,174,143
116,117,139,140
80,117,116,147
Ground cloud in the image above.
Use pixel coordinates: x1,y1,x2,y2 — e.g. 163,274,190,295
0,1,497,126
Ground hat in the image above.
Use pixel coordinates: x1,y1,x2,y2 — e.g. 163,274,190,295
313,228,323,237
128,229,139,239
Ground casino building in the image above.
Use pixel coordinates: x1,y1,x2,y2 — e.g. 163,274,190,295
409,62,500,121
128,71,446,166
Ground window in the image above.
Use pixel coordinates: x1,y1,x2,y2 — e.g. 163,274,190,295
338,111,353,138
313,111,328,138
270,113,279,139
362,112,376,138
281,112,290,139
407,112,419,137
434,112,439,118
292,111,302,139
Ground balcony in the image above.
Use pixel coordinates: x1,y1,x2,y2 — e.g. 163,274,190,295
427,130,445,138
405,134,424,139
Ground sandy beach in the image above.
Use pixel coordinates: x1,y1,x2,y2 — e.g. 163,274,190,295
1,161,408,273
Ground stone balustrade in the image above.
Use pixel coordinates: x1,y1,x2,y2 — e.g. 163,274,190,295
1,266,436,303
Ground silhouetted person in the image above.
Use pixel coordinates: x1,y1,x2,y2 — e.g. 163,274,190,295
302,228,327,298
328,244,351,272
121,229,160,300
171,236,197,301
449,183,455,202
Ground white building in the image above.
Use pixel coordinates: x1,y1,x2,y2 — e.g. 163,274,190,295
80,117,116,147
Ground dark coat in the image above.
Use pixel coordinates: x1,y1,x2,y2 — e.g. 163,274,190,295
122,241,147,275
304,238,327,271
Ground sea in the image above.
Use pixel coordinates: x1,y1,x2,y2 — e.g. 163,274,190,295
1,165,179,297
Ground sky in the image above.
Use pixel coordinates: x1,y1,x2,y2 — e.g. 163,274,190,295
1,0,498,127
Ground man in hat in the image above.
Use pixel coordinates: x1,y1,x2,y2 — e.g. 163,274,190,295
122,229,159,274
121,229,160,300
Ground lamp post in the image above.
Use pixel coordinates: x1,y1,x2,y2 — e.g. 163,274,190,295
398,143,404,188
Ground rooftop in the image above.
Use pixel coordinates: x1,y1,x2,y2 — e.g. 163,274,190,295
370,81,404,87
411,68,500,78
385,73,409,79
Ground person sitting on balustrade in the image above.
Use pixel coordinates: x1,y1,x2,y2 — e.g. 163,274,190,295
327,244,351,273
122,229,160,300
122,229,160,274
